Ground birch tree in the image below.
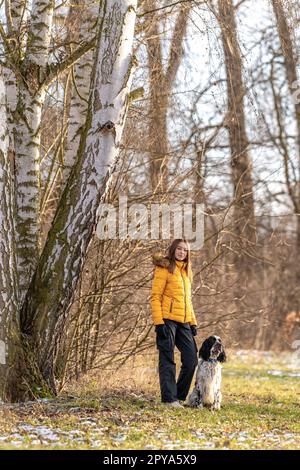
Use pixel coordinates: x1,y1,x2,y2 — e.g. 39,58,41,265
0,0,138,401
40,1,99,236
0,66,21,400
63,1,99,184
13,0,55,297
21,0,137,395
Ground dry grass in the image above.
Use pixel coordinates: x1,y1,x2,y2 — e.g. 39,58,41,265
0,349,300,449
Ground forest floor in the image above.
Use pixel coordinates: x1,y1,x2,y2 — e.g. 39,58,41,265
0,349,300,450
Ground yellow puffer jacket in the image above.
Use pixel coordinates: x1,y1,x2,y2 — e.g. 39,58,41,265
150,252,197,326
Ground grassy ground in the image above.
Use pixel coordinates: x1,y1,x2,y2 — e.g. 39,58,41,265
0,349,300,449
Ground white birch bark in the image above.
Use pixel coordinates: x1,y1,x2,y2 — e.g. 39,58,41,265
1,1,24,310
8,0,28,43
4,1,28,155
25,0,55,67
0,67,19,401
63,2,99,181
21,0,138,389
14,85,46,296
15,0,55,298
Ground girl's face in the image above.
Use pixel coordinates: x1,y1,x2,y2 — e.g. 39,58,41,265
175,242,188,261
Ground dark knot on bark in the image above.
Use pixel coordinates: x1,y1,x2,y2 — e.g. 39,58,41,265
95,121,116,142
99,121,115,132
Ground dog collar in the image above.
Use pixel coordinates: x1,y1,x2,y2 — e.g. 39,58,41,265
207,358,217,363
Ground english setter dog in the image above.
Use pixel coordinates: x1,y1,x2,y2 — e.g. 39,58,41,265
187,335,226,410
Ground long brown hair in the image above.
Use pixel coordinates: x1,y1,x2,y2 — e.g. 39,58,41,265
166,238,193,283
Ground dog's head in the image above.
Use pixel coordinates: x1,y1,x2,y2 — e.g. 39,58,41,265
199,335,226,363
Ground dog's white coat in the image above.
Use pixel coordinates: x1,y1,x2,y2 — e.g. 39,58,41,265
188,359,222,410
187,335,225,410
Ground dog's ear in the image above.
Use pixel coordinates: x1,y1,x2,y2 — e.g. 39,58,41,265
217,346,227,363
199,339,211,361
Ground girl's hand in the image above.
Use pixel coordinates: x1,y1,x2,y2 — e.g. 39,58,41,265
191,325,198,336
155,324,168,338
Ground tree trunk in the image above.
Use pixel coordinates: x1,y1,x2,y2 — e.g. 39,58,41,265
271,0,300,315
17,0,138,399
0,67,22,401
14,84,45,297
3,0,29,215
145,0,191,195
0,0,108,402
25,0,55,67
217,0,256,262
6,1,28,45
63,1,98,183
1,64,51,402
14,1,55,299
216,0,258,344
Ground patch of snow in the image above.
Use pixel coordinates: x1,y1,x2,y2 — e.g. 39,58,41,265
111,434,126,442
267,370,300,378
90,440,102,447
191,430,206,439
80,421,97,427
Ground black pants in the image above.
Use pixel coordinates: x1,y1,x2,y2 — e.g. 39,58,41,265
156,319,198,403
